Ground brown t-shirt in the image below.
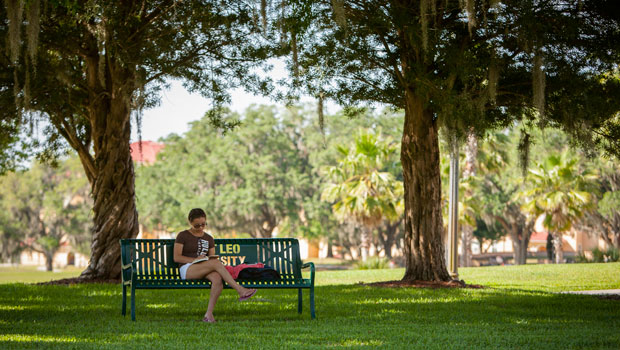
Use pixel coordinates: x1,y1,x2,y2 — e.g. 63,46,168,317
175,230,215,259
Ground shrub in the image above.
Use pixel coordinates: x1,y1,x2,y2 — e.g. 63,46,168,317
575,253,590,263
354,256,390,270
591,247,620,263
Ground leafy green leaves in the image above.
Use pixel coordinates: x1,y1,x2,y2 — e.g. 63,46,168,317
321,130,402,227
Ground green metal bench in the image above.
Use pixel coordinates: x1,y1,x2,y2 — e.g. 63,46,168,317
120,238,316,321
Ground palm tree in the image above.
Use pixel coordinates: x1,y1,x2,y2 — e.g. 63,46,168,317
322,131,403,261
521,153,596,263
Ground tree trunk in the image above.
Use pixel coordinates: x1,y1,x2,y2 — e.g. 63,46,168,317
79,62,139,280
460,227,473,267
382,230,394,259
326,239,334,258
511,235,530,265
254,206,277,238
45,253,54,272
381,220,400,259
553,232,564,264
401,92,451,282
360,227,370,261
510,218,533,265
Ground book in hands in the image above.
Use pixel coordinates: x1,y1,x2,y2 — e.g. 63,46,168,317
191,255,220,265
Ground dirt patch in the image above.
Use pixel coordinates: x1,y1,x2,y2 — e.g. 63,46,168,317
37,277,121,286
362,279,484,289
597,294,620,301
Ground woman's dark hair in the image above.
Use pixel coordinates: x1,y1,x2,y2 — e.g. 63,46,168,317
188,208,207,223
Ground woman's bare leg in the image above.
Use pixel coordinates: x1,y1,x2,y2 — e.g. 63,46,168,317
204,272,222,322
186,259,255,297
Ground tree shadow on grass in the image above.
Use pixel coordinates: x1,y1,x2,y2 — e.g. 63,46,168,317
0,283,619,349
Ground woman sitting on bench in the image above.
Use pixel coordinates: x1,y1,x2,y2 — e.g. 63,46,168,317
174,208,257,323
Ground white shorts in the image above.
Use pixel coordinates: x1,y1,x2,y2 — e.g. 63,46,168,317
179,263,192,280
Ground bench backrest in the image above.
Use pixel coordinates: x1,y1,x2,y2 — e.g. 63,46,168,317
120,238,304,280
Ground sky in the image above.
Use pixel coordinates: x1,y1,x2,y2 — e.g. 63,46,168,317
129,59,338,143
129,82,274,143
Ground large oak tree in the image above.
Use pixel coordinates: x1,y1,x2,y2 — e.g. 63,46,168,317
289,0,620,281
1,0,272,279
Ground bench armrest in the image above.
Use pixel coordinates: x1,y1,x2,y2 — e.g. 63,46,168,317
301,262,315,286
121,262,134,283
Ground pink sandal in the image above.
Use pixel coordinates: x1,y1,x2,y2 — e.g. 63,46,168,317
202,316,216,323
239,289,257,302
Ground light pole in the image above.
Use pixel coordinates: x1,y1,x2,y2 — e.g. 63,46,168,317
447,141,459,280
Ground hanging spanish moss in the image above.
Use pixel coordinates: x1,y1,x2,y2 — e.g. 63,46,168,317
279,0,287,46
23,64,30,108
291,31,299,77
420,0,429,52
12,69,21,110
94,24,106,87
517,129,531,177
25,0,40,69
532,50,546,117
331,0,346,29
318,91,325,134
261,0,267,34
133,76,146,157
467,0,476,31
4,0,24,64
460,0,476,35
488,63,499,104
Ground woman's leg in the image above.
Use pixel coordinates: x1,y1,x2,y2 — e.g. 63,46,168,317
204,272,222,322
186,259,256,297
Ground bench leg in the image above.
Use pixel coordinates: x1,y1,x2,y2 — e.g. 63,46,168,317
309,285,316,319
122,284,127,316
297,288,303,314
131,285,136,321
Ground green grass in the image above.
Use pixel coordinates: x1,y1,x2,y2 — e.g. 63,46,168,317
0,263,619,349
0,266,83,284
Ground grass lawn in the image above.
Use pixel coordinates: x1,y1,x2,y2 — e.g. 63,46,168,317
0,263,618,349
0,266,84,284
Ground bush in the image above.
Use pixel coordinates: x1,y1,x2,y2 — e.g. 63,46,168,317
575,253,590,263
354,256,390,270
591,247,620,263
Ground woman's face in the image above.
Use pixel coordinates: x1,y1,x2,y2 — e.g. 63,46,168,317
190,217,207,233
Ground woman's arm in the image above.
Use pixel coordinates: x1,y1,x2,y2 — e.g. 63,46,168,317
174,243,199,264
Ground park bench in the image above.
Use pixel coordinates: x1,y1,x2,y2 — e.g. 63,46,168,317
120,238,316,321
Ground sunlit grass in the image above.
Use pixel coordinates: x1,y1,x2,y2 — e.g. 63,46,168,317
0,263,618,349
0,266,83,284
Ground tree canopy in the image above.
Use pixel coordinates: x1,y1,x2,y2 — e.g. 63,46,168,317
286,0,620,280
1,0,275,279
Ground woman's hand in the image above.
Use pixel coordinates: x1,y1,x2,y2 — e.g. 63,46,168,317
194,255,207,262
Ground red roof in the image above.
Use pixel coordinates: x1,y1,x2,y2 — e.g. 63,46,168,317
530,230,549,243
130,141,165,164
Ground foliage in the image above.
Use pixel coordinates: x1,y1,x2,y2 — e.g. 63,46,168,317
0,155,92,268
574,156,620,249
136,106,310,238
1,0,277,279
590,247,620,263
599,191,620,220
471,217,504,253
521,153,596,233
287,0,620,280
353,256,390,270
0,0,274,166
135,104,405,253
290,0,620,152
322,131,403,227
